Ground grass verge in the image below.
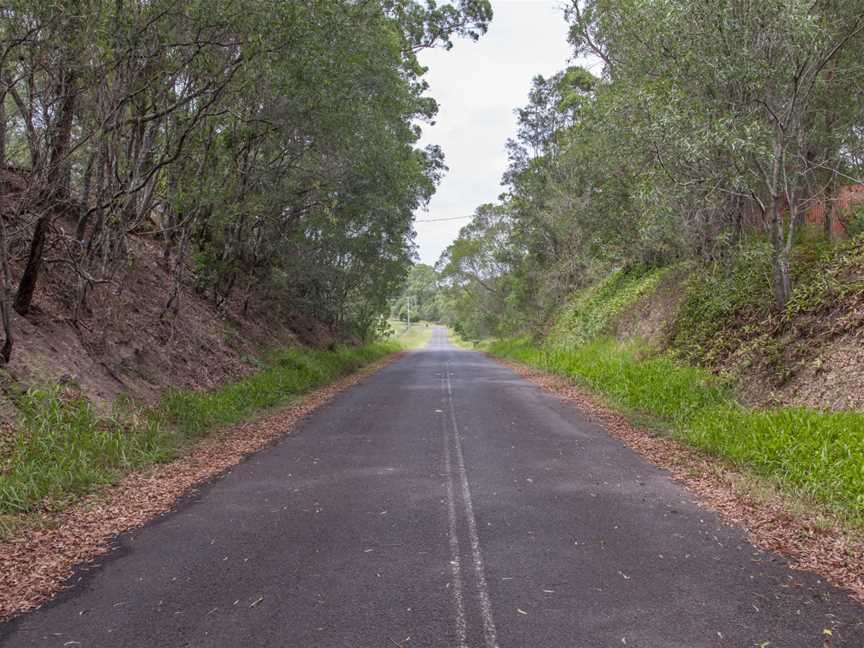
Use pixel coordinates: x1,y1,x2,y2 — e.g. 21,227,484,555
388,319,434,349
441,327,477,350
0,341,399,526
487,337,864,524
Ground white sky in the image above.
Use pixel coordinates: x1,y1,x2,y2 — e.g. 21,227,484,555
414,0,573,265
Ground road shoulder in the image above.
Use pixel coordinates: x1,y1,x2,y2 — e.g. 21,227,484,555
491,355,864,606
0,354,402,622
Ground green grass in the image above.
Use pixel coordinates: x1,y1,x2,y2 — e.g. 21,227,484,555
487,337,864,522
548,266,671,348
0,341,398,522
446,328,478,350
388,319,434,349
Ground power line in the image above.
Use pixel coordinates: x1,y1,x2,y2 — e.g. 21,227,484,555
415,215,472,222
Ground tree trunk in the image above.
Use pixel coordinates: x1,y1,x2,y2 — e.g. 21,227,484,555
0,215,13,362
766,127,792,311
15,67,77,315
824,171,840,242
46,69,77,194
14,213,50,315
75,148,97,241
0,89,6,169
769,195,791,311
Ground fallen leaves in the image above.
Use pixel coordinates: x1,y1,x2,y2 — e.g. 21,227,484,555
0,354,401,622
497,357,864,605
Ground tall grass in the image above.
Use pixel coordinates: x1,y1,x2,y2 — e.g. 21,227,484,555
0,342,398,518
488,338,864,521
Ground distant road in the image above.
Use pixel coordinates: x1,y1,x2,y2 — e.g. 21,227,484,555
2,327,862,647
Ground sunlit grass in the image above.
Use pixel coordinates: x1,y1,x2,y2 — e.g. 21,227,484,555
446,328,478,349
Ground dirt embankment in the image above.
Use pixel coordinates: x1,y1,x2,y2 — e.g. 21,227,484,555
0,226,336,418
612,268,688,348
609,260,864,412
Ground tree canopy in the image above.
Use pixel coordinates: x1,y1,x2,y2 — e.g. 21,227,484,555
439,0,864,340
0,0,492,358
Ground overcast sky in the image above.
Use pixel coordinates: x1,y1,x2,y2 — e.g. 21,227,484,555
414,0,573,265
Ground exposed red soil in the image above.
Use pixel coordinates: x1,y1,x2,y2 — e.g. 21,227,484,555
495,357,864,605
0,353,401,622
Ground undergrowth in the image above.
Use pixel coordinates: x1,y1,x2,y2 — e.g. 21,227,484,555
670,233,864,367
490,233,864,521
488,338,864,522
548,266,671,348
0,341,398,523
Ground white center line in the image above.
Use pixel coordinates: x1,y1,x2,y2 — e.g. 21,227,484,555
446,361,501,648
441,373,469,648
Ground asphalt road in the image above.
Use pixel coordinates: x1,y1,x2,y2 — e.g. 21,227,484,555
2,327,863,647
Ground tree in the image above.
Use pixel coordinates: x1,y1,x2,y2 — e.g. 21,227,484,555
0,0,493,357
568,0,864,308
392,263,442,322
438,1,864,339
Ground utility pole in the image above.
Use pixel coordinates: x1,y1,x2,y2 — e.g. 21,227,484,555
406,296,413,328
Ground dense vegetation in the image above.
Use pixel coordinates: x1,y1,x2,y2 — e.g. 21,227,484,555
390,263,444,323
0,0,491,356
478,237,864,520
438,0,864,341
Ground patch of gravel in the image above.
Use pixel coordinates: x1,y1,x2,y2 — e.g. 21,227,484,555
496,356,864,604
0,354,402,622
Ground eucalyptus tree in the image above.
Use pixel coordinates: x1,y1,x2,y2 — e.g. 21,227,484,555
0,0,491,358
392,263,442,323
568,0,864,308
438,1,864,339
436,203,523,338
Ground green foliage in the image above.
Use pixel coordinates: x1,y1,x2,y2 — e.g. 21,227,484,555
782,234,864,319
488,338,728,426
391,264,443,322
0,0,493,350
687,406,864,515
0,390,170,515
669,240,775,363
548,266,670,347
845,206,864,239
488,338,864,521
671,234,864,367
0,343,398,517
437,0,864,337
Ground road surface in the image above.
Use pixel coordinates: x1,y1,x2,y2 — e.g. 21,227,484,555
2,327,862,647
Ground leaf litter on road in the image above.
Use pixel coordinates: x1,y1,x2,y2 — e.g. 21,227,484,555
497,358,864,604
0,355,402,622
